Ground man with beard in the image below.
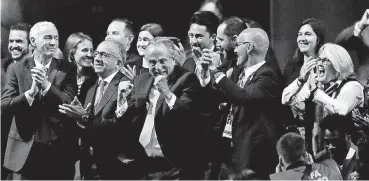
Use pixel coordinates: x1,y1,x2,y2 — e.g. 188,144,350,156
2,21,78,179
316,114,361,180
1,23,32,92
1,22,31,181
185,11,225,179
211,28,284,179
130,37,206,179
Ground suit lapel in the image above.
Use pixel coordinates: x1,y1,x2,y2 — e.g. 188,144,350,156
84,81,98,109
47,58,59,83
137,73,154,100
24,58,36,92
94,73,122,115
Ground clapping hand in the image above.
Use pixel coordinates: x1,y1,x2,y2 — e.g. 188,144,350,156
121,65,136,80
59,96,91,120
299,57,317,82
117,81,133,106
31,67,50,90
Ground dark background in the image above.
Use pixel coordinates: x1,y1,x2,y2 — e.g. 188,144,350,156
1,0,270,58
1,0,368,75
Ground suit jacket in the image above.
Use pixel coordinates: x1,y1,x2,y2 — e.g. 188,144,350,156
131,66,207,173
335,23,369,85
125,51,149,75
81,71,146,179
1,57,78,172
215,61,285,178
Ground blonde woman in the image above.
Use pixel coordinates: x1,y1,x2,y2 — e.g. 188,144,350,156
282,43,364,154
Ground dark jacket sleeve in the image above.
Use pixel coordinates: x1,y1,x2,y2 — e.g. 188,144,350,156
216,71,280,106
335,23,358,51
43,62,77,105
1,65,30,114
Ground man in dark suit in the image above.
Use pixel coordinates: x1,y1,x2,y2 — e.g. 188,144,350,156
212,28,284,179
59,40,145,179
105,18,142,78
130,37,206,179
1,21,78,180
1,22,31,180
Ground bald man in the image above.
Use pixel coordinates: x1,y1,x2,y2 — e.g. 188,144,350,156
212,28,286,179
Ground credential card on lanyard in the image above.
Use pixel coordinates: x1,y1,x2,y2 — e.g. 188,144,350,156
222,106,234,139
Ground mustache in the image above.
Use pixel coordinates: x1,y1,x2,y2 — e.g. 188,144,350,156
10,47,22,51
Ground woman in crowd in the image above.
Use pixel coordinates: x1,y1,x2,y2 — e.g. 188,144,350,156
64,32,97,104
282,43,364,155
123,23,164,79
282,18,327,154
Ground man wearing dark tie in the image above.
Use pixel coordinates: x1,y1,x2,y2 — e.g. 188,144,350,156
1,21,78,180
130,37,206,179
212,28,285,179
59,40,145,179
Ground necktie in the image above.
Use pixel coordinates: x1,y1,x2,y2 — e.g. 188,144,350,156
237,70,246,88
94,80,107,112
139,87,159,147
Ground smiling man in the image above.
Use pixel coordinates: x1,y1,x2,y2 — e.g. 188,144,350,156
2,21,78,180
130,37,206,179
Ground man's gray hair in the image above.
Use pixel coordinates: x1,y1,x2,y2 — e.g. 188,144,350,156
103,39,127,65
145,37,181,63
29,21,57,42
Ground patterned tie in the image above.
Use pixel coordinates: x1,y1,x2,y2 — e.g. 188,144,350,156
94,80,107,112
237,70,246,88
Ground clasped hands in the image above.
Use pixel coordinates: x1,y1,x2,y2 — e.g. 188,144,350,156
192,47,222,73
28,67,51,97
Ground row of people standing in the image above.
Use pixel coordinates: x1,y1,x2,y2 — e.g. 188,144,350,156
1,9,369,180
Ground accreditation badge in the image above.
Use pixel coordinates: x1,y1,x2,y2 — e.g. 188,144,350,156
222,106,234,139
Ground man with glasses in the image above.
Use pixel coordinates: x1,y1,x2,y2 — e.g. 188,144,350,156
211,28,285,179
2,21,78,179
59,40,145,179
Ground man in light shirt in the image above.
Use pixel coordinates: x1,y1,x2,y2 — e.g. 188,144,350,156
2,21,78,180
130,37,206,179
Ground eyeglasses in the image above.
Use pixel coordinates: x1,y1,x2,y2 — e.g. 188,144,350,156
235,41,251,49
93,51,120,59
316,57,331,65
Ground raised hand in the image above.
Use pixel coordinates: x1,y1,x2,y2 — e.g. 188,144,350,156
121,65,136,80
31,67,50,90
117,81,133,106
299,57,317,82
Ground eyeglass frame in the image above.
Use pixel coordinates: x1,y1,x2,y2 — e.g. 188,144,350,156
93,51,120,60
235,41,252,49
316,57,331,65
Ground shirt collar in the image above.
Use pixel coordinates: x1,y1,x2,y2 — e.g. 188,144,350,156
142,57,149,68
244,60,266,75
34,57,53,69
98,70,119,84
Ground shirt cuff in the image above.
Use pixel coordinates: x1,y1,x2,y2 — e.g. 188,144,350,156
165,94,177,110
25,90,35,106
197,71,211,87
41,82,52,96
116,101,128,118
215,74,226,84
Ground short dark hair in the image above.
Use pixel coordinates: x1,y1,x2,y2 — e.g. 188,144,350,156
276,132,306,164
140,23,164,38
242,18,263,29
10,23,32,42
112,18,135,37
320,114,354,137
222,16,247,37
190,11,220,35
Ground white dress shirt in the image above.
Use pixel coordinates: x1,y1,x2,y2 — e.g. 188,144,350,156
139,76,177,157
